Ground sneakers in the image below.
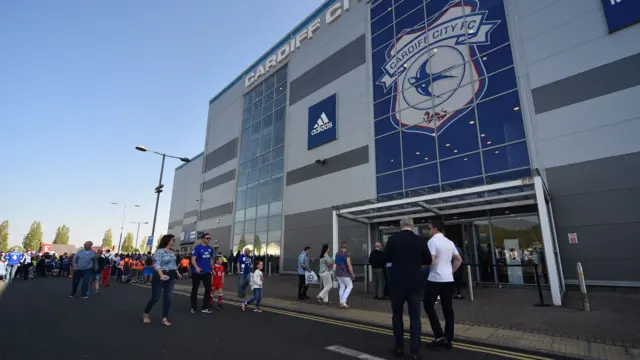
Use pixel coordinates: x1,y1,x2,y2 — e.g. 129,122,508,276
253,308,262,313
190,309,197,314
242,302,247,312
81,296,88,299
201,308,213,314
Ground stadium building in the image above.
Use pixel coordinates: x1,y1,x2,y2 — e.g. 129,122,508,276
168,0,640,305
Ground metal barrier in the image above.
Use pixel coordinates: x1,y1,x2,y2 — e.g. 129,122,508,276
465,263,550,307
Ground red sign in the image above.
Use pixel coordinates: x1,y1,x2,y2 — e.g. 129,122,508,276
568,233,578,244
41,243,53,253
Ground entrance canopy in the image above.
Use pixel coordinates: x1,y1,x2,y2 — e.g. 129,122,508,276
331,176,565,306
333,178,538,224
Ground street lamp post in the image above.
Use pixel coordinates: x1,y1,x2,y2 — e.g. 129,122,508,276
135,146,189,240
111,202,140,253
131,221,149,252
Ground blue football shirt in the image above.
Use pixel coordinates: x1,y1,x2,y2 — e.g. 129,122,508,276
191,244,214,274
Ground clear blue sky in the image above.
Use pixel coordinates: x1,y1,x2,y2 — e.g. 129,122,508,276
0,0,322,248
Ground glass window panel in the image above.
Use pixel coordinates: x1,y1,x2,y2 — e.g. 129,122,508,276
269,200,282,215
235,185,247,210
371,9,393,35
371,45,394,102
242,116,251,129
270,173,283,201
269,215,282,230
473,0,511,55
248,169,259,184
263,90,274,103
252,101,261,114
239,128,251,161
245,206,256,220
233,234,243,245
490,215,543,285
370,0,391,20
482,141,530,174
441,176,484,192
246,181,258,208
275,67,287,85
394,0,425,19
275,83,286,97
473,44,514,75
256,218,269,232
437,105,480,159
257,204,269,218
474,67,517,99
264,75,275,91
486,168,532,184
273,107,285,147
244,219,256,233
439,152,483,183
272,145,284,160
371,26,394,52
234,222,244,234
271,158,284,174
243,233,254,246
239,161,249,175
235,210,245,222
420,60,472,96
260,151,271,165
243,106,252,119
393,3,425,39
376,171,403,195
401,126,437,167
262,101,274,116
259,164,270,179
375,116,397,137
258,177,270,205
261,115,273,153
249,157,259,170
403,163,439,190
375,131,401,174
267,229,282,245
274,93,287,108
254,232,267,254
253,82,264,98
250,121,261,158
237,173,248,186
243,92,253,108
476,91,526,148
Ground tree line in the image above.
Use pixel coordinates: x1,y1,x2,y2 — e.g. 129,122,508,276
0,220,150,253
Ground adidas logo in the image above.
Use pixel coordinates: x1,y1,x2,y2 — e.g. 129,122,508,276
311,112,333,136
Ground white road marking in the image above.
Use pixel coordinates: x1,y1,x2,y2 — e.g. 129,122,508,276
325,345,387,360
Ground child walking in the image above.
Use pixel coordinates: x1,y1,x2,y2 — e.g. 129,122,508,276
242,260,264,313
209,257,225,309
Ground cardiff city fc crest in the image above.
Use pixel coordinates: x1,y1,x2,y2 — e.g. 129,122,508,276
378,0,499,135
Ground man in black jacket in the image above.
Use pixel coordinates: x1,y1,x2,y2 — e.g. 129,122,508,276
385,217,431,360
368,242,386,299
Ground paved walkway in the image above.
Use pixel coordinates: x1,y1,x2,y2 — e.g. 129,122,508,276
170,274,639,360
0,278,545,360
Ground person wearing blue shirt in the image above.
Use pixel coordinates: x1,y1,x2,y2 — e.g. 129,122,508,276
236,247,253,298
6,248,23,282
297,246,311,300
190,233,215,314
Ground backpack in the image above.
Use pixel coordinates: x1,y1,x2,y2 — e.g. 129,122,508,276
103,256,111,269
123,260,131,271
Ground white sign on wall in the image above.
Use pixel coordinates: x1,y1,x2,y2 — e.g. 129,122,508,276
568,233,578,244
244,0,362,88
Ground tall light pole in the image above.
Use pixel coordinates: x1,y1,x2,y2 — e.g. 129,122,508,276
111,202,140,253
131,221,149,252
135,146,190,241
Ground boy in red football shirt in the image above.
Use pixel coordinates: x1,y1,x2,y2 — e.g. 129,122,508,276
209,256,225,309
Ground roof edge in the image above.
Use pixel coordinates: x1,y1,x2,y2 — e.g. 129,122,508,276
175,151,204,171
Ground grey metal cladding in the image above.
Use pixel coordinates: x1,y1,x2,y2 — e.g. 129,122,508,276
199,202,233,220
184,209,199,219
168,220,182,229
202,169,236,192
286,145,369,186
532,52,640,114
204,138,238,173
546,151,640,197
289,34,367,106
202,225,232,254
282,207,368,273
182,222,197,232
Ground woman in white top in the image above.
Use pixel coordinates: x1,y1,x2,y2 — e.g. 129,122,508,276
316,244,334,304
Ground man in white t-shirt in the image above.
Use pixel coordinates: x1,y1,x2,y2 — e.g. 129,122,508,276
424,220,462,350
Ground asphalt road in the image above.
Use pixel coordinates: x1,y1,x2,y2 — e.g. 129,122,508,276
0,278,556,360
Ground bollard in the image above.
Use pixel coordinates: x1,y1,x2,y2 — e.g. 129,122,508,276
466,265,474,302
577,262,590,312
268,262,272,276
533,264,551,307
364,265,368,293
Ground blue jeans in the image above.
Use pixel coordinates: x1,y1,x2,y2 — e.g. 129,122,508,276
245,288,262,308
237,273,250,297
6,264,19,282
144,274,174,319
71,269,93,297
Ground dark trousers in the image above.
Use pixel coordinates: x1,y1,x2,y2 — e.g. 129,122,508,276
22,263,31,280
297,274,308,298
144,274,174,318
423,280,455,342
190,273,212,310
70,269,92,297
391,287,422,355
